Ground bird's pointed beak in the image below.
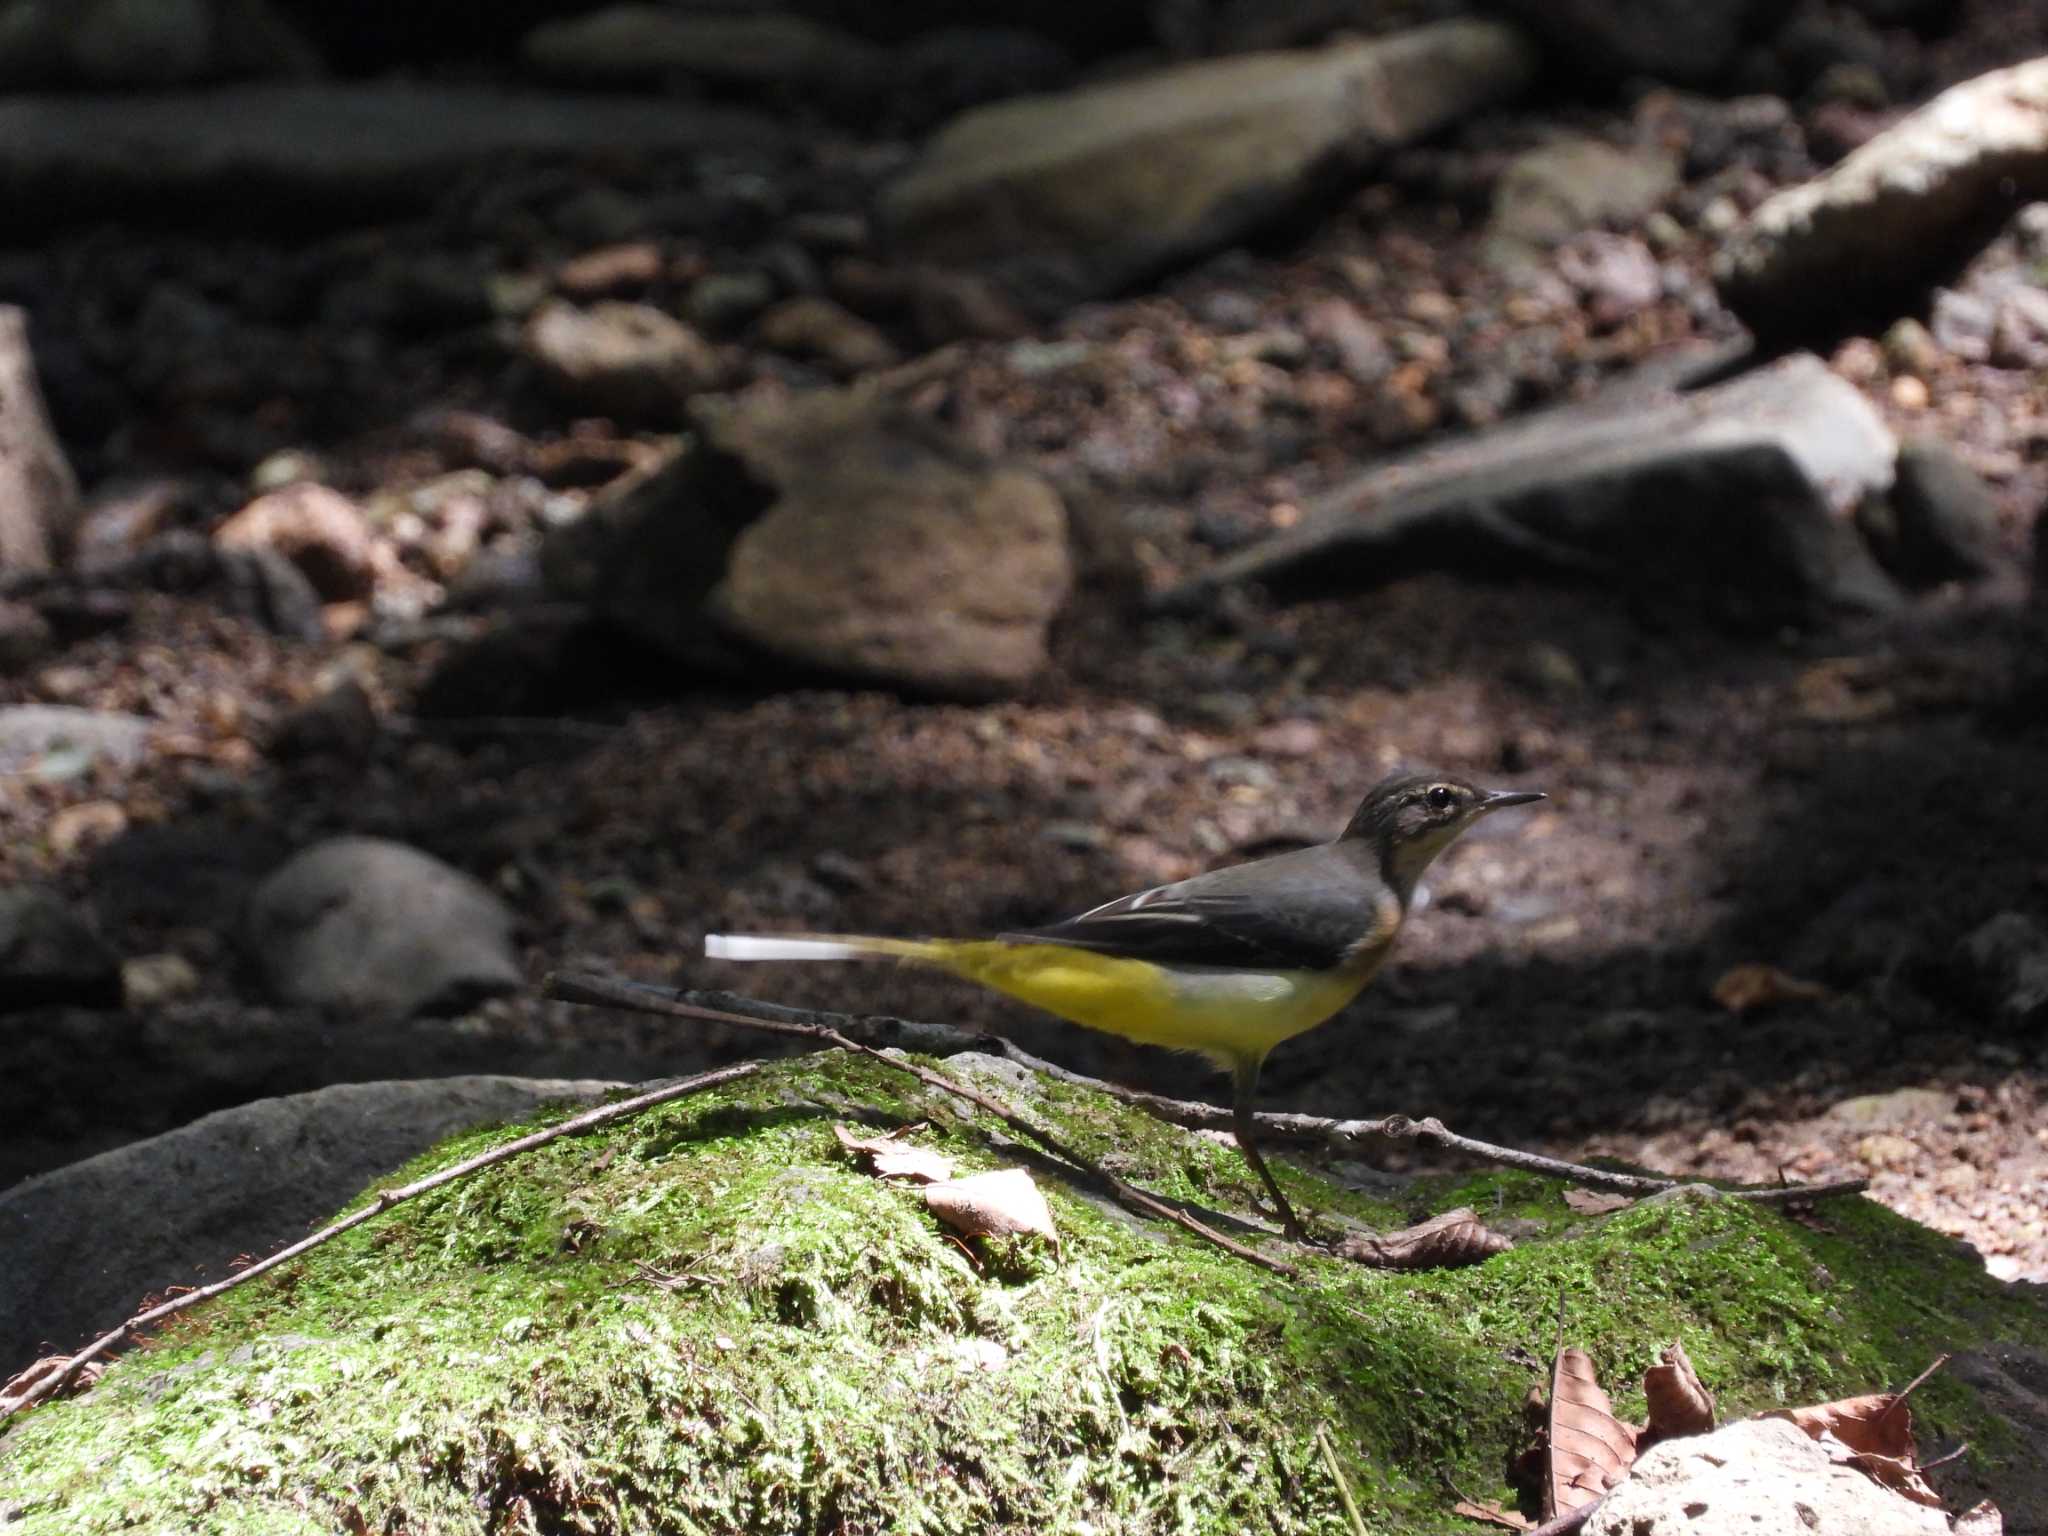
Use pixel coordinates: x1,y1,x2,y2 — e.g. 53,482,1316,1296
1479,788,1545,812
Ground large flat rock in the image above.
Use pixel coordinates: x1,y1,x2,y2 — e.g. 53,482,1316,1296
1164,352,1902,621
0,83,786,229
881,20,1535,307
1717,55,2048,337
0,1076,619,1370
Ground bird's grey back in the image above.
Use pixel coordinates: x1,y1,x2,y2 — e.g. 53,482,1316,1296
1002,839,1396,972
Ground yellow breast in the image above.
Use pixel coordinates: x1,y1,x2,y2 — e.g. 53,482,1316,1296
927,940,1379,1065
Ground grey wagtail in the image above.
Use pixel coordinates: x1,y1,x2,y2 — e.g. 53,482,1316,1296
706,770,1543,1242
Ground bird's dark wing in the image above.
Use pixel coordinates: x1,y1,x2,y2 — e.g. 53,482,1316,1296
998,844,1393,972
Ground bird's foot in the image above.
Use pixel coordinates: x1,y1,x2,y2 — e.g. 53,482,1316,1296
1253,1196,1323,1249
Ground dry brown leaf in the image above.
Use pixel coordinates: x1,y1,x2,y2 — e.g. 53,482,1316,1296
832,1122,955,1185
923,1168,1058,1243
1453,1497,1535,1531
1711,963,1829,1015
1767,1390,1944,1509
1641,1339,1715,1446
1335,1207,1513,1270
1563,1189,1633,1215
1953,1501,2004,1535
1546,1347,1638,1519
0,1354,102,1412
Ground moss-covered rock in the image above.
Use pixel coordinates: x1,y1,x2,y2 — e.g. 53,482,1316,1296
4,1051,2043,1534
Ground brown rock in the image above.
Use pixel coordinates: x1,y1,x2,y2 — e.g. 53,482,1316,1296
548,385,1070,696
755,296,901,374
708,391,1069,695
521,299,722,421
213,483,375,602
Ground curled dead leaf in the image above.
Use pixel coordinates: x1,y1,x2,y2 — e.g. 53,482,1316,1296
832,1122,955,1185
923,1168,1058,1243
1546,1347,1638,1519
1641,1339,1715,1447
1563,1189,1632,1215
1711,963,1828,1015
0,1354,102,1413
1335,1207,1512,1270
1767,1383,1944,1509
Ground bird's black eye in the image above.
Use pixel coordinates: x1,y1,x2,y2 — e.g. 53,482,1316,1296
1426,785,1456,811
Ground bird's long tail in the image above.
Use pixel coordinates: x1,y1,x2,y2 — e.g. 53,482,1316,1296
704,932,943,964
704,931,1206,1054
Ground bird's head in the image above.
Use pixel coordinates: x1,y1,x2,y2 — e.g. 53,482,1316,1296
1341,771,1544,902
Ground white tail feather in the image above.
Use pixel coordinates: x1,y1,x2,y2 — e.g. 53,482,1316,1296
705,934,870,962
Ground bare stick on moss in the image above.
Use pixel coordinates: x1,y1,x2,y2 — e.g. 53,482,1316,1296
0,1061,760,1425
1315,1424,1371,1536
665,984,1868,1206
545,972,1299,1278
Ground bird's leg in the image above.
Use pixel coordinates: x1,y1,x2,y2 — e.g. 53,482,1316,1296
1232,1058,1309,1243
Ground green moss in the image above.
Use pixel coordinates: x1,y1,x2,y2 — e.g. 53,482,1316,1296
4,1052,2041,1535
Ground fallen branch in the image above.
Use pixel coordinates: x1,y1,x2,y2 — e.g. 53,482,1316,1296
1527,1492,1606,1536
545,972,1298,1278
1316,1424,1371,1536
0,1060,759,1425
662,984,1867,1205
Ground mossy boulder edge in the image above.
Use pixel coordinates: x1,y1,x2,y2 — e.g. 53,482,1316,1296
4,1050,2042,1533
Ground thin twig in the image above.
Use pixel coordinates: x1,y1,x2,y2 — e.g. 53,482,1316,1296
655,984,1868,1205
1920,1441,1970,1473
1315,1424,1371,1536
1527,1494,1605,1536
1879,1353,1951,1427
546,972,1297,1277
0,1061,758,1424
